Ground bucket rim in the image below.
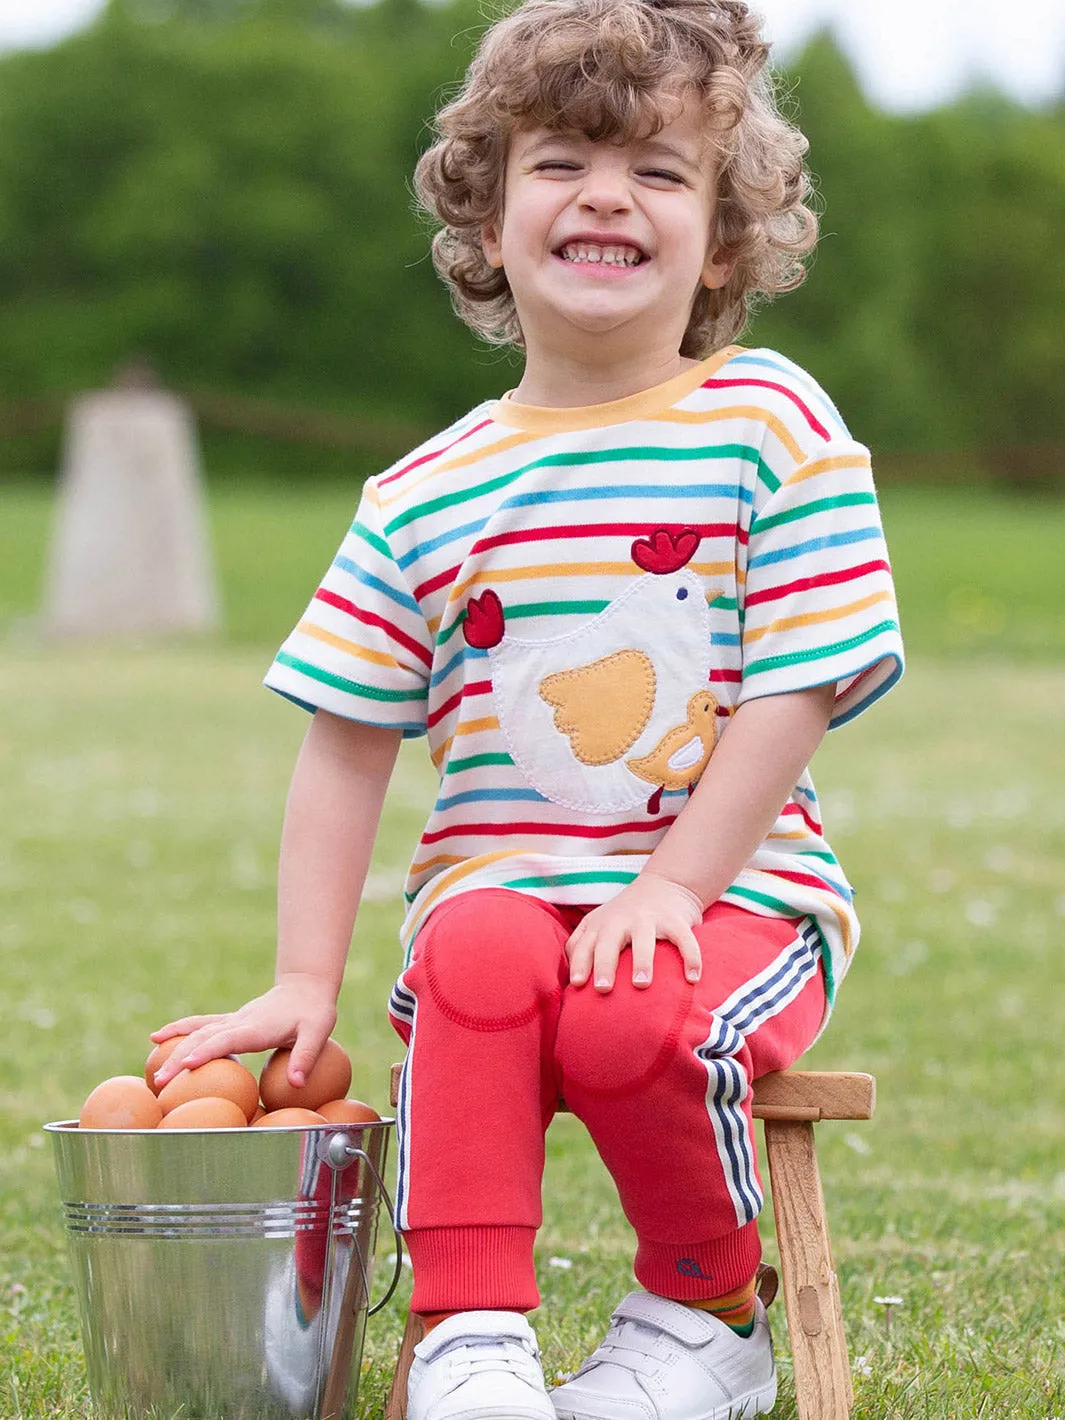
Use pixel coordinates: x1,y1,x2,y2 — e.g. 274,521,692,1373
44,1117,395,1136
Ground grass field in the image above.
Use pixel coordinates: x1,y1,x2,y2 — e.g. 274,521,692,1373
1,481,1063,1417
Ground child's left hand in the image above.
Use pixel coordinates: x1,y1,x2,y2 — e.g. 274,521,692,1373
566,872,704,992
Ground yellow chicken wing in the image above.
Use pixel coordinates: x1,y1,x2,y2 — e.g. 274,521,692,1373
538,650,656,766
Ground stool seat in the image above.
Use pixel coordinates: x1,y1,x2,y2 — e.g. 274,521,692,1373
384,1066,874,1420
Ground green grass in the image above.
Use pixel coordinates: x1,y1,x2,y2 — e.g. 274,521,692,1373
877,487,1065,663
1,479,1064,1417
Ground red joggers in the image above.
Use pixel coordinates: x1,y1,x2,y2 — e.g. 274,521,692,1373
388,889,826,1313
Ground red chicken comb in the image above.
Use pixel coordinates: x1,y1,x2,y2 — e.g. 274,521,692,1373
462,590,505,649
631,528,700,575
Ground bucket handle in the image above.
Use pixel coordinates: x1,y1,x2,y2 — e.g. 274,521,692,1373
325,1136,404,1318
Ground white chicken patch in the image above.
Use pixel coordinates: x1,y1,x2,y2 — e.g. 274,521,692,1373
480,569,716,814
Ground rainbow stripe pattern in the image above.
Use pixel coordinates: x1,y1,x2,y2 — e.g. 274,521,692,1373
265,346,904,1011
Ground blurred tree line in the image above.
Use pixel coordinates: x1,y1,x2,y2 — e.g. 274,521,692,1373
0,0,1062,483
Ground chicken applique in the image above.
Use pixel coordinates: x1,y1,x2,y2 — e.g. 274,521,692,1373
461,528,724,815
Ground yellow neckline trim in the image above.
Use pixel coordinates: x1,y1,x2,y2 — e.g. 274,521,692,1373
489,346,744,433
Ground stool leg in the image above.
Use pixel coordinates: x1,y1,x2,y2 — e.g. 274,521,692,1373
764,1119,853,1420
385,1310,425,1420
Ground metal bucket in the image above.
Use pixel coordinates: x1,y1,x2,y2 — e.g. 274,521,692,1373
45,1118,400,1420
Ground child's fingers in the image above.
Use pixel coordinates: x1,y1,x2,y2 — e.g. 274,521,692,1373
567,927,594,986
592,928,628,992
629,921,656,987
173,1029,248,1073
669,922,703,982
150,1014,227,1042
152,1025,235,1086
565,916,588,950
151,1037,199,1087
288,1024,334,1089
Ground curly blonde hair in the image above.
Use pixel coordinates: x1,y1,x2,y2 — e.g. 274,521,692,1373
414,0,818,357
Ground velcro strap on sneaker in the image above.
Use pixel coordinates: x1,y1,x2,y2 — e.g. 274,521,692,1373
612,1293,717,1347
414,1312,536,1362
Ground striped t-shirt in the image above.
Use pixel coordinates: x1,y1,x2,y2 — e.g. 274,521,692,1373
265,345,904,1009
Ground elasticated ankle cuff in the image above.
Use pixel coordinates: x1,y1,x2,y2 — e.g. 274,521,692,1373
634,1219,761,1300
404,1225,540,1312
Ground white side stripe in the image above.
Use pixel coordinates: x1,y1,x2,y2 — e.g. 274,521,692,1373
387,972,418,1229
694,922,822,1226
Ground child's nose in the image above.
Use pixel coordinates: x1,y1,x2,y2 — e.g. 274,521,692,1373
578,165,633,215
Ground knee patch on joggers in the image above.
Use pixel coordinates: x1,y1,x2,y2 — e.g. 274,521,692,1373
410,890,566,1031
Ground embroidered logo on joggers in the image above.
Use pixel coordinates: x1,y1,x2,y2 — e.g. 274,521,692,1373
676,1258,714,1279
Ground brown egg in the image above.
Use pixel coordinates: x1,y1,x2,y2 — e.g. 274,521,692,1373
252,1108,328,1128
144,1035,188,1093
80,1076,163,1130
250,1105,266,1123
158,1097,247,1129
259,1039,351,1113
318,1098,381,1125
157,1058,259,1122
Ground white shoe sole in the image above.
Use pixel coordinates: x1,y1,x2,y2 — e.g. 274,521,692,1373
551,1375,777,1420
428,1410,551,1420
417,1392,555,1420
444,1410,555,1420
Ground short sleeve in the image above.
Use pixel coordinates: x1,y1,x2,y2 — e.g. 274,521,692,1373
737,441,904,727
263,479,433,736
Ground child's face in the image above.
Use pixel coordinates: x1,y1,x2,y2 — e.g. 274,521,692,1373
481,93,732,363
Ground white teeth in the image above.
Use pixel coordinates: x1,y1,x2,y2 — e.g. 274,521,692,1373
560,242,643,266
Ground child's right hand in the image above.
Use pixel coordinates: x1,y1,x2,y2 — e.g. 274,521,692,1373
148,972,338,1092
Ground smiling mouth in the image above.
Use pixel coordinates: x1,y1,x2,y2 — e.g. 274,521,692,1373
557,241,646,267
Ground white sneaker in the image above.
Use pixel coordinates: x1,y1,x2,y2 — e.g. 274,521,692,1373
407,1310,556,1420
550,1292,776,1420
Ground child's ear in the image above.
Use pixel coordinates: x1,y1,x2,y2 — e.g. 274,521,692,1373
482,221,504,271
701,245,735,291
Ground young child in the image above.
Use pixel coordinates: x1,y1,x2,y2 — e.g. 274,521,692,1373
153,2,903,1416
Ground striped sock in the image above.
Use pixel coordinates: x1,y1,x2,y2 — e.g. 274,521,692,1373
684,1274,758,1336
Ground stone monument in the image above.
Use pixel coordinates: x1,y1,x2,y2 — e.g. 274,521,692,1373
42,362,220,637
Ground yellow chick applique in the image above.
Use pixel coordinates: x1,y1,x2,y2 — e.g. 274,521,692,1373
626,689,719,815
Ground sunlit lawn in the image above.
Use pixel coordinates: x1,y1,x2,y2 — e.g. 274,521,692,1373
1,479,1063,1417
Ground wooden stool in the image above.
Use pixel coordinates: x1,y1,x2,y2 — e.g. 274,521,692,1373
384,1066,874,1420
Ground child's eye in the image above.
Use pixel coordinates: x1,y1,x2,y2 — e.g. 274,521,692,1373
535,161,581,173
640,168,685,184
